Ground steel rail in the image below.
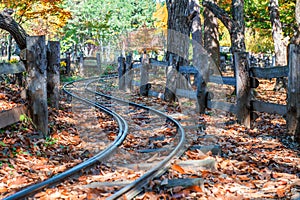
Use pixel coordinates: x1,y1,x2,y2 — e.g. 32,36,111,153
4,78,128,200
86,78,186,200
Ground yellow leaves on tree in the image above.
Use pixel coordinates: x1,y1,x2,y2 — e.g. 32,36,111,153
0,0,71,39
153,3,167,30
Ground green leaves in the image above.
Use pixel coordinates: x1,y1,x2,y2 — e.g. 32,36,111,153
60,0,156,53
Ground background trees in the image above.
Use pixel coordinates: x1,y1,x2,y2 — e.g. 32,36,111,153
61,0,156,54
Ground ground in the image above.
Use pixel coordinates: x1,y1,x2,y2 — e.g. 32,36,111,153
0,76,300,199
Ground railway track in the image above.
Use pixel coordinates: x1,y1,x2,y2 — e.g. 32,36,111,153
4,76,186,199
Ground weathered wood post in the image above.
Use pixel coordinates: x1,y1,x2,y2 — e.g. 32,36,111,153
26,36,48,137
287,44,300,142
235,52,251,128
140,51,150,96
164,54,178,102
118,56,125,90
65,52,71,75
125,53,133,91
196,54,209,114
47,41,60,110
79,53,84,76
96,52,101,75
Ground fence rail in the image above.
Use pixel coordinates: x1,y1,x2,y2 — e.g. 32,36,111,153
118,45,300,138
0,62,25,75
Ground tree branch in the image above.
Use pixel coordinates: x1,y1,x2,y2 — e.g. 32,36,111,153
202,0,234,33
0,9,28,49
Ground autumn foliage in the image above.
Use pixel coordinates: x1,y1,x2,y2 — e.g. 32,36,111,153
0,0,71,38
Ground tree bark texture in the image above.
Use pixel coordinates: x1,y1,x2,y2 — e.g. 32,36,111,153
291,0,300,45
0,9,28,50
202,0,246,53
47,41,60,110
269,0,287,66
26,36,48,137
204,3,220,69
287,44,300,142
235,52,251,128
166,0,190,66
189,0,203,65
165,0,190,102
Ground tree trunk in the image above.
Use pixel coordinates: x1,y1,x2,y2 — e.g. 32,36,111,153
190,0,203,64
291,0,300,45
269,0,287,66
166,0,190,65
202,0,246,65
204,0,220,69
26,36,48,137
164,0,190,102
231,0,246,53
47,41,60,110
269,0,288,90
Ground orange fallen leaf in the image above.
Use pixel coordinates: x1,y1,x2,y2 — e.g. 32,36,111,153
187,185,203,193
171,164,185,174
0,187,7,193
276,188,286,198
237,175,250,181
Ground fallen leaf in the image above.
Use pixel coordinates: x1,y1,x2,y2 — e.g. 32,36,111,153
187,185,203,193
276,188,286,198
171,164,185,174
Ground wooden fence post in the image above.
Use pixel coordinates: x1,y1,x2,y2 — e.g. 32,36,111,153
26,36,48,137
164,54,177,102
125,53,133,91
140,51,150,95
47,41,60,109
79,53,84,76
287,44,300,142
118,56,125,90
235,52,251,128
196,54,209,114
65,52,71,75
96,52,101,74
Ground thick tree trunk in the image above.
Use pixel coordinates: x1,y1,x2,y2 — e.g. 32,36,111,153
190,0,203,61
47,41,60,110
204,1,220,69
291,0,300,45
166,0,190,65
269,0,287,66
26,36,48,137
269,0,288,90
164,0,190,102
231,0,246,53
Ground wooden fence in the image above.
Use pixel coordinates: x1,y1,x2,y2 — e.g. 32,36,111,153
61,53,102,76
0,62,26,128
118,44,300,138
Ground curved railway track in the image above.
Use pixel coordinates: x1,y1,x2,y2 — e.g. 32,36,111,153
4,75,186,200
